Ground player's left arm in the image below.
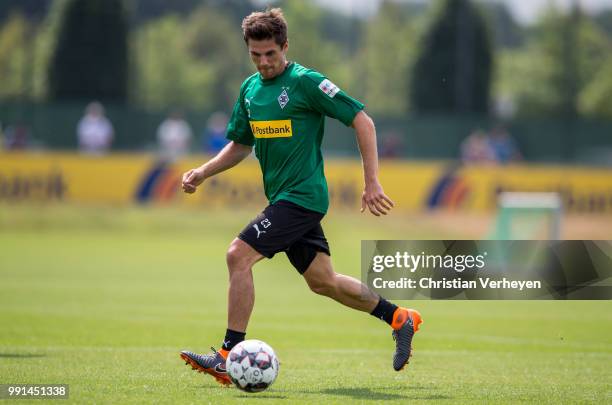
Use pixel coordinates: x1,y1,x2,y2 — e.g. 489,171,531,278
352,111,395,216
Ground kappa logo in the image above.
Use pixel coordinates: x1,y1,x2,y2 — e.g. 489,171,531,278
318,79,340,98
278,89,289,109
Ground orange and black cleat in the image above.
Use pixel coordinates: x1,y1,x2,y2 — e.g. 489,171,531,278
180,347,231,386
391,308,423,371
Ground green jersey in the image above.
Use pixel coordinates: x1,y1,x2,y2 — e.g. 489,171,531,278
226,62,364,214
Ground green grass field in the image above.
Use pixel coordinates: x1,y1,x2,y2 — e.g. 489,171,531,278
0,204,610,404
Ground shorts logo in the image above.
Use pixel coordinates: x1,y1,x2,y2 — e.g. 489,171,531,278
278,89,289,109
318,79,340,98
250,120,292,139
253,224,266,239
253,218,272,239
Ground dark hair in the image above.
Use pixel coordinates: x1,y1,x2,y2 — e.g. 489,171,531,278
241,8,287,46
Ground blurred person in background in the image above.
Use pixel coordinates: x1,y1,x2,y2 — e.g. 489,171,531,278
157,110,193,160
4,121,31,150
77,101,114,155
379,130,404,159
461,129,497,164
202,111,229,154
489,125,522,164
179,7,422,386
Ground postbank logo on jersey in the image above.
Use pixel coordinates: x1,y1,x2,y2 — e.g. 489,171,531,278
250,120,293,138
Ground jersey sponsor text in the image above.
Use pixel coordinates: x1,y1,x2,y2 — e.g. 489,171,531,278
250,120,293,138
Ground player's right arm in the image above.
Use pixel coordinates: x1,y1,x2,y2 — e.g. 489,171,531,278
181,141,252,194
183,77,256,194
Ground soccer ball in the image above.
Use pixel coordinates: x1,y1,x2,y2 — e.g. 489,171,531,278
226,340,279,392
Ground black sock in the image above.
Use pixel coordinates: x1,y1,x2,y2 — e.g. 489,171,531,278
222,329,246,351
370,297,398,326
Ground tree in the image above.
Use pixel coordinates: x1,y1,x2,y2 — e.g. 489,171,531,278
0,12,31,99
480,2,523,49
410,0,493,115
0,0,53,22
278,0,349,87
593,9,612,38
355,1,420,116
130,5,249,112
185,6,251,111
579,56,612,119
129,0,205,22
47,0,129,103
497,5,612,119
562,7,611,119
130,15,215,111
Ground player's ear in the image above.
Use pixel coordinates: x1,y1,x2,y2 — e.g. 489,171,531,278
281,41,288,53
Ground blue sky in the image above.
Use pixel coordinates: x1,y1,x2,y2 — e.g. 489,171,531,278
311,0,612,24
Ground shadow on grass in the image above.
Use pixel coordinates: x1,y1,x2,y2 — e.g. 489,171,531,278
192,386,288,399
194,385,230,391
319,387,450,401
235,394,288,399
0,353,46,358
319,387,452,401
195,384,447,401
267,385,449,401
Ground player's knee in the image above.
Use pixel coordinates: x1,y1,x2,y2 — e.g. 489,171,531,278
226,243,249,272
307,274,337,297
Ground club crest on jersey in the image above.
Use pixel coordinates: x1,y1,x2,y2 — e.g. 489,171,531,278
278,89,289,109
318,79,340,98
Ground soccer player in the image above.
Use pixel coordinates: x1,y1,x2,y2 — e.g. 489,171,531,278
180,8,422,385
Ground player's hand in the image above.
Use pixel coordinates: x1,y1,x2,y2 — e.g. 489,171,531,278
361,181,394,216
181,167,205,194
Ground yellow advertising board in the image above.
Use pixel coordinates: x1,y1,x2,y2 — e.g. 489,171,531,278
1,152,611,214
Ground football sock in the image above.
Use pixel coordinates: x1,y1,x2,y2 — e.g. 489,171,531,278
222,329,246,352
370,297,398,326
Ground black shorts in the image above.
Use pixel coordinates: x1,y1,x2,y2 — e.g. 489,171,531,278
238,200,330,274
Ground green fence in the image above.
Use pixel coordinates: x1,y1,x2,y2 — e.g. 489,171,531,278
1,101,611,162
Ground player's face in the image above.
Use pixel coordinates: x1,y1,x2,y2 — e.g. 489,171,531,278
248,38,288,80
